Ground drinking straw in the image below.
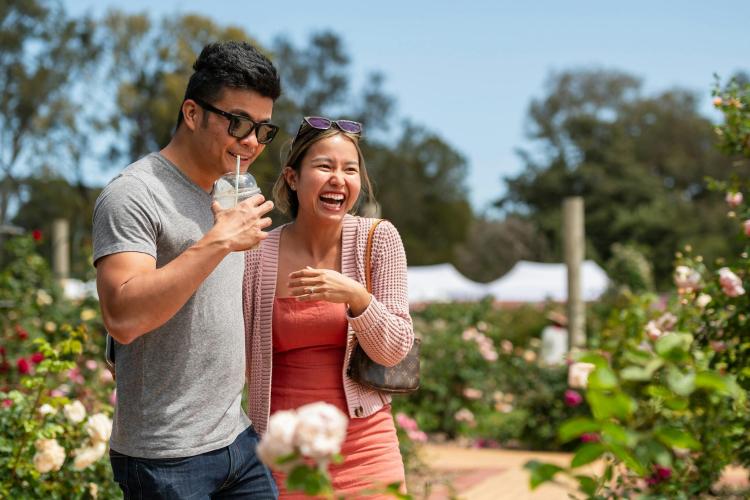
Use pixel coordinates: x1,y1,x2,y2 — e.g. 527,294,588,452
234,154,240,206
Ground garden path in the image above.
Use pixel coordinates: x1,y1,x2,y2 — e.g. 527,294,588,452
417,444,750,500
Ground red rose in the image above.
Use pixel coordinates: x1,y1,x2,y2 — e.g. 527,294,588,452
581,433,600,443
15,325,28,340
0,346,5,356
32,229,42,241
30,352,44,364
16,358,30,375
2,399,12,408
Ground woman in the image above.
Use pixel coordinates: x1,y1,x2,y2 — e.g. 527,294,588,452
243,116,414,498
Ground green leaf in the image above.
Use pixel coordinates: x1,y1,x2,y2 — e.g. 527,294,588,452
587,390,636,421
655,332,693,361
575,475,598,496
609,444,647,476
588,365,618,390
524,460,564,489
666,367,695,397
655,426,701,451
559,418,601,443
571,443,606,468
694,372,732,395
578,353,609,369
620,358,664,381
601,422,633,447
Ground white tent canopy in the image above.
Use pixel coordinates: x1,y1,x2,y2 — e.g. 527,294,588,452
483,260,609,302
407,264,488,303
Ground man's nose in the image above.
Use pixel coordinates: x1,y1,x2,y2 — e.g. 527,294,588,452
239,130,260,149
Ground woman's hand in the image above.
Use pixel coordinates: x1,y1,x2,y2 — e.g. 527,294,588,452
288,266,372,315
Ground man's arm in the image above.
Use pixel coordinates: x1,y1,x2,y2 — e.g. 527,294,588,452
97,196,273,345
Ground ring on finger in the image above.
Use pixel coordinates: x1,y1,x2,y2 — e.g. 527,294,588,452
307,286,316,295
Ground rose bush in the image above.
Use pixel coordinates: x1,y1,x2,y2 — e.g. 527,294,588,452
0,234,117,498
393,299,592,451
525,78,750,498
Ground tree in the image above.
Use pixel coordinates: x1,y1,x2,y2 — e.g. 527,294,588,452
0,0,100,224
96,15,473,264
11,172,101,279
498,69,747,286
363,123,473,265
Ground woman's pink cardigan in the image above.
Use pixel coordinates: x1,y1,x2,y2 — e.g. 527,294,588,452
243,214,414,435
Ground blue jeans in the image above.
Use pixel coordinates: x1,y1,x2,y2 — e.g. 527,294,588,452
109,426,278,499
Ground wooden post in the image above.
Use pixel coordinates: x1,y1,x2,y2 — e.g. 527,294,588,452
52,219,69,282
563,197,586,349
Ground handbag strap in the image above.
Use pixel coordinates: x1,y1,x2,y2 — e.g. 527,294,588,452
365,219,384,293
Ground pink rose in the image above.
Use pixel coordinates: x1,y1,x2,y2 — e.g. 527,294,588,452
395,412,419,432
564,389,583,407
407,430,428,443
726,192,743,208
719,267,745,297
744,220,750,237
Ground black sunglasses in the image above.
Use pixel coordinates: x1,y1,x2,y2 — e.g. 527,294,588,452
193,98,279,144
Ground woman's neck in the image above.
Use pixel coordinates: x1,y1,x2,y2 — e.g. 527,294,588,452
285,214,344,262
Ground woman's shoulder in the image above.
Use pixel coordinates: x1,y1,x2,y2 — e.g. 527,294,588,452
348,214,398,234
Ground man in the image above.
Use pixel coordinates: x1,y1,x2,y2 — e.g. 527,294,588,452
93,41,280,498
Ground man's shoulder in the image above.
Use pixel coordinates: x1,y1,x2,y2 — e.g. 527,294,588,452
98,154,167,199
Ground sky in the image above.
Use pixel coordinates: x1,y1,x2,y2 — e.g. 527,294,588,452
66,0,750,214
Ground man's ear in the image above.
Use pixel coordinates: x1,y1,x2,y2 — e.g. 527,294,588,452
181,99,201,132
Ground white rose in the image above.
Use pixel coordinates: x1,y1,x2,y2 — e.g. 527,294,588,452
673,265,701,292
696,293,712,309
293,402,348,461
36,289,53,306
568,362,596,389
454,408,476,425
63,400,87,424
88,483,99,499
644,320,663,341
73,441,107,470
462,388,483,400
85,413,112,444
38,403,57,417
32,439,65,473
257,410,299,471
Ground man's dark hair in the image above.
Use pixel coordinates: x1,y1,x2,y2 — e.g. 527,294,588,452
175,40,281,128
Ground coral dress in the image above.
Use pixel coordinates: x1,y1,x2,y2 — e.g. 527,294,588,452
271,298,405,498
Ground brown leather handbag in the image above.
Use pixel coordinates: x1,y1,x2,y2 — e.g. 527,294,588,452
346,219,420,394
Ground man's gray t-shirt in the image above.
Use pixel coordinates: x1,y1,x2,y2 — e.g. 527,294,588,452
92,152,249,459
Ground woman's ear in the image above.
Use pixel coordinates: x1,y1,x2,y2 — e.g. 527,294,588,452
283,166,297,191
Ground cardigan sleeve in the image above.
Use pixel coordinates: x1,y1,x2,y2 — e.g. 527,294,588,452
242,249,259,386
347,220,414,367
